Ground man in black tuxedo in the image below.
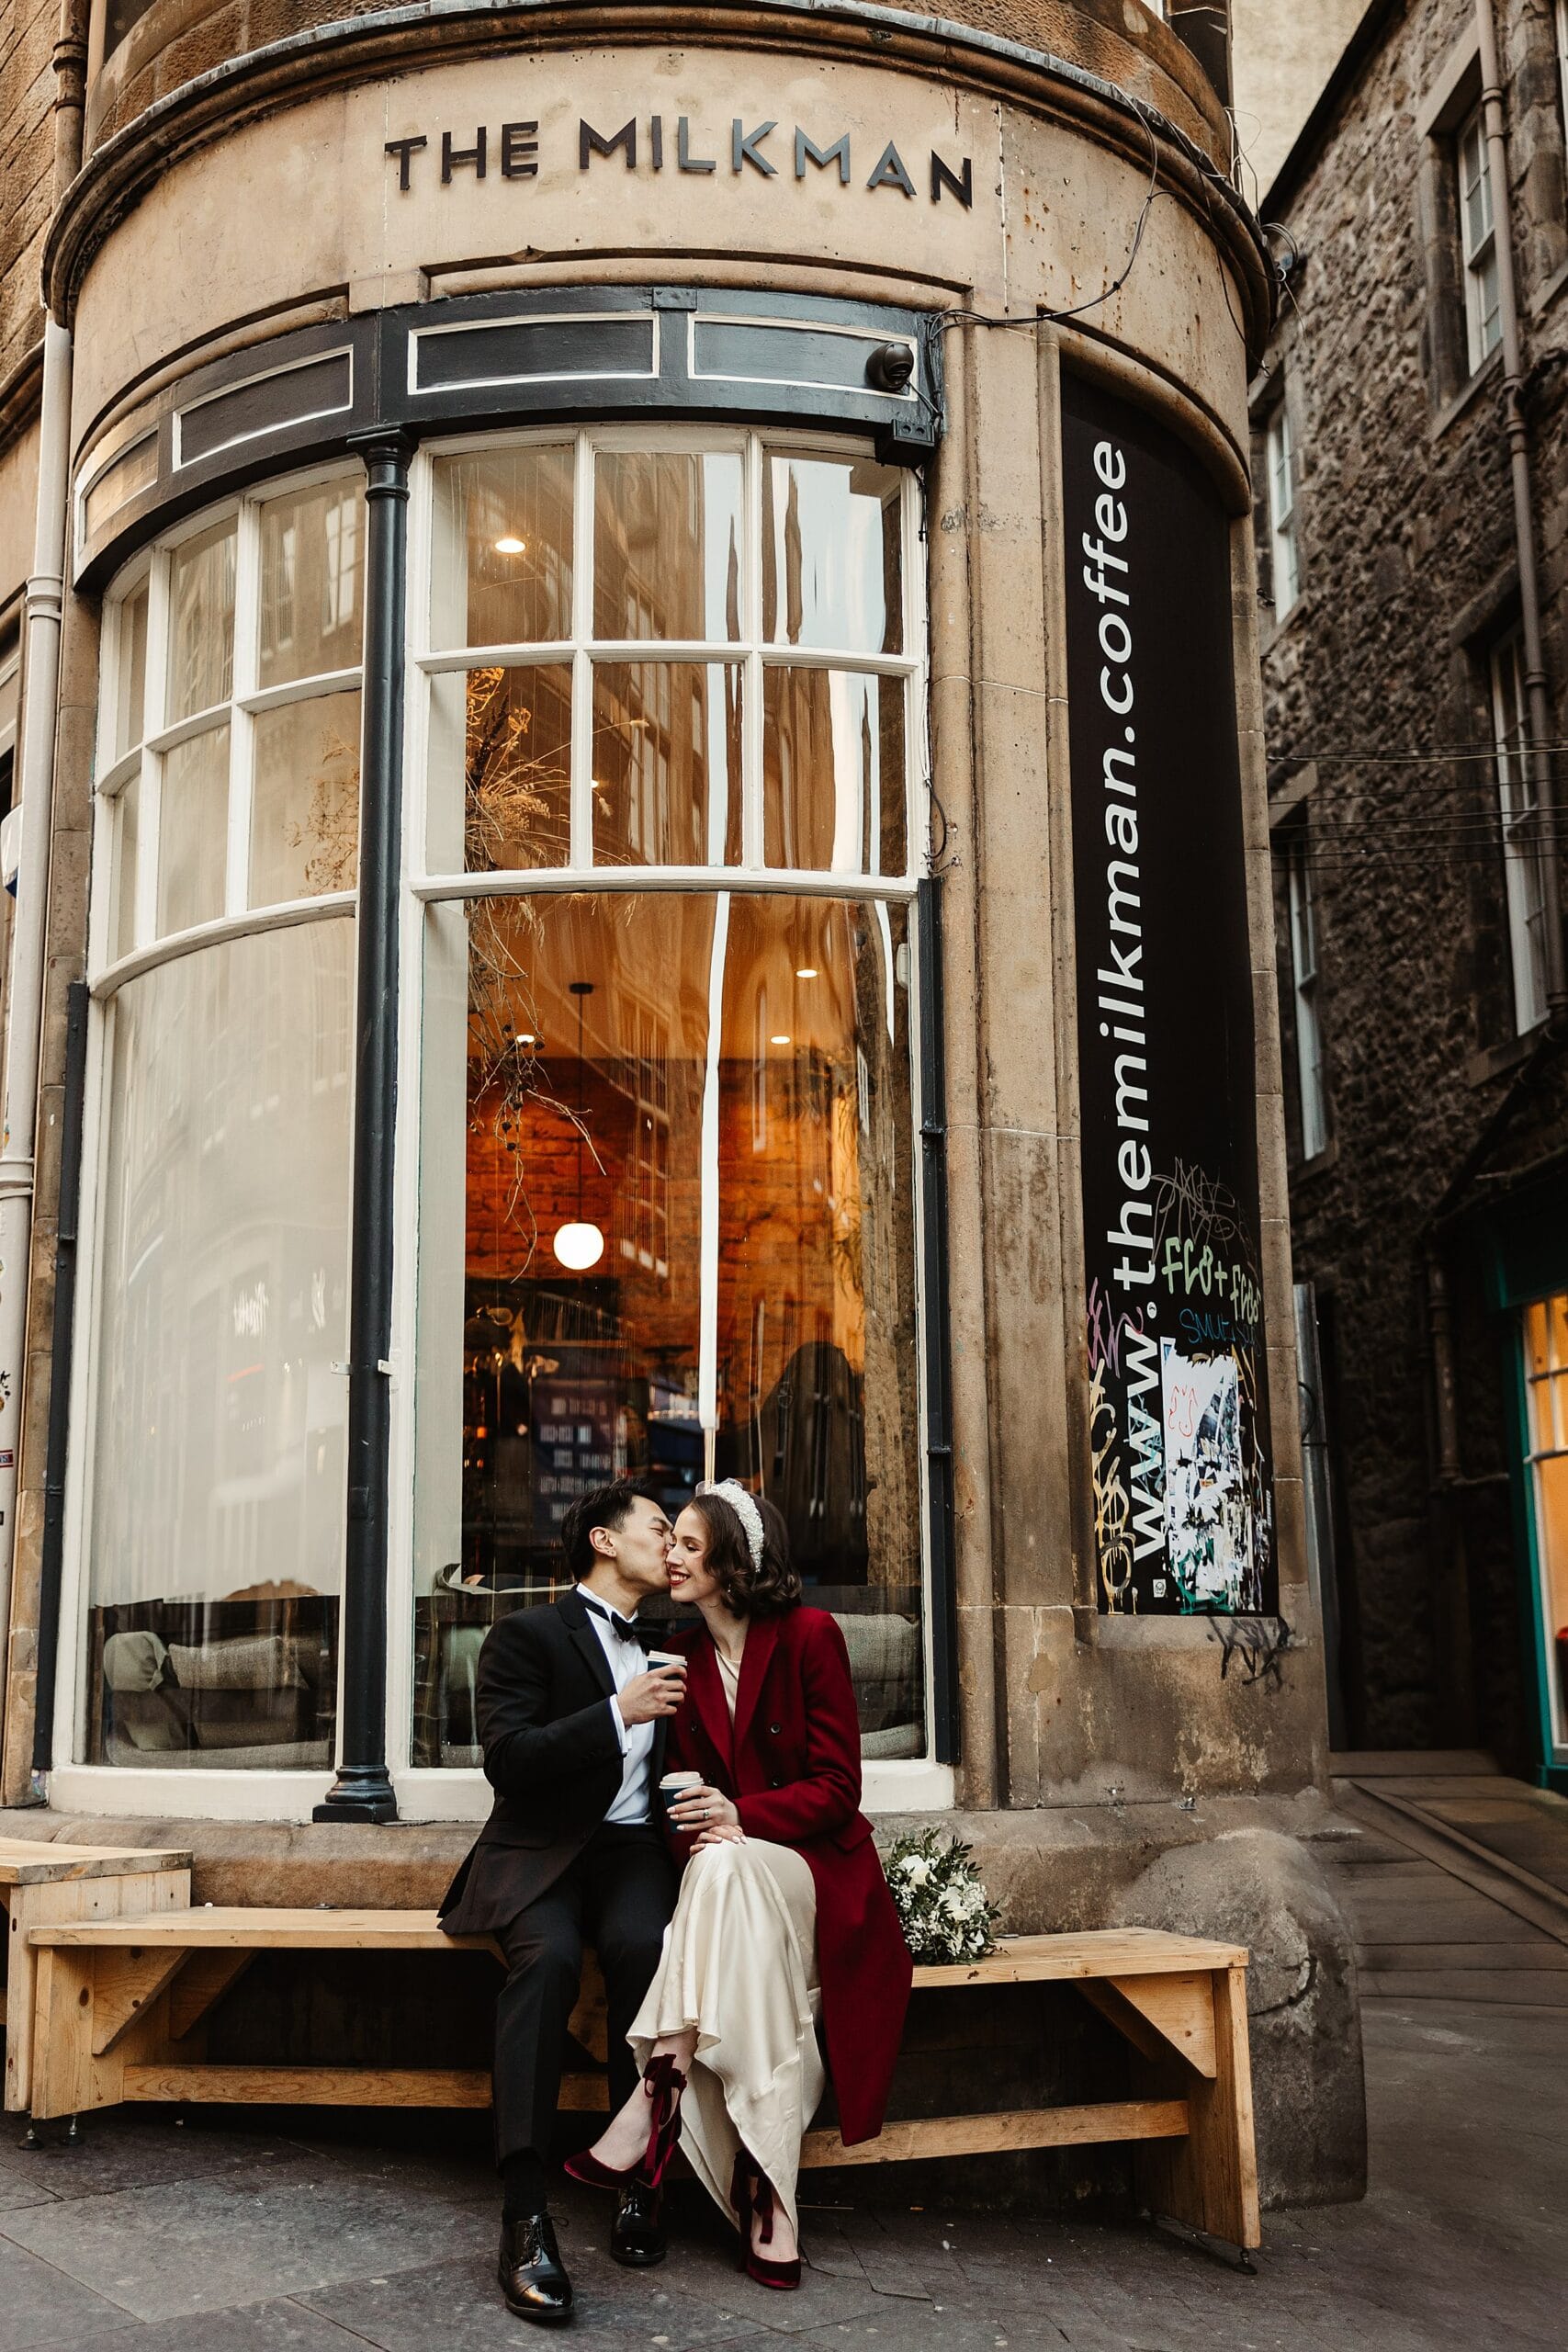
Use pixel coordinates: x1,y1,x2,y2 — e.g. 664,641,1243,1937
441,1480,686,2324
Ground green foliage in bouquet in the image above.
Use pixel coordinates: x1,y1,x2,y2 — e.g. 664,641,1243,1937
882,1827,1001,1965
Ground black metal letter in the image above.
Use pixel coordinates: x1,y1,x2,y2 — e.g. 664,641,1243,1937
795,129,851,184
731,119,778,177
580,118,637,170
385,135,427,192
866,141,916,198
931,151,973,208
501,120,539,179
650,114,664,171
441,127,487,182
312,429,412,1827
677,116,716,174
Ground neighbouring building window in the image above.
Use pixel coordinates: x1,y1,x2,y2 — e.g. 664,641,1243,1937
1265,399,1301,619
82,476,364,1770
412,428,930,1767
1285,825,1327,1159
1458,102,1503,373
1521,1294,1568,1767
1490,629,1550,1033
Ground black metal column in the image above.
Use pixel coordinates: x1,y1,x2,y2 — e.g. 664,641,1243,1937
314,430,412,1826
917,876,960,1764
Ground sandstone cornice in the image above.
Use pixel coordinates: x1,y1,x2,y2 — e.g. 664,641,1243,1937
46,0,1273,350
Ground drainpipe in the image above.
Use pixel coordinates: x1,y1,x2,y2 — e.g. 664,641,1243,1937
1476,0,1568,1013
0,0,86,1766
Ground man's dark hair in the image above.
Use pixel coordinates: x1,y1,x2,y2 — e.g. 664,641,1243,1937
560,1480,661,1581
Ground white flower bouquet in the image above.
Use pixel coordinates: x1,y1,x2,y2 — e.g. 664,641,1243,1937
882,1827,1001,1965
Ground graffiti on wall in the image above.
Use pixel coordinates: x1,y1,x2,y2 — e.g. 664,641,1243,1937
1064,372,1276,1617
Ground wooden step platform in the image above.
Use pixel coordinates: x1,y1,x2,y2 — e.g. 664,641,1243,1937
24,1911,1260,2255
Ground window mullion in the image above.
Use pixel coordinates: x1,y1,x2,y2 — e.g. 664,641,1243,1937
570,430,594,869
138,550,172,951
228,499,261,916
742,431,764,867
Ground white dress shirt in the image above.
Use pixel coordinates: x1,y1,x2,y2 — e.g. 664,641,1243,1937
576,1584,655,1826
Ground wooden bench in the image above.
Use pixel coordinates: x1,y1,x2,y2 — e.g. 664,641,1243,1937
25,1912,1258,2256
0,1838,190,2116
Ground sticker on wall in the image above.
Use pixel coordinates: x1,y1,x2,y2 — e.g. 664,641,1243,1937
1063,370,1276,1616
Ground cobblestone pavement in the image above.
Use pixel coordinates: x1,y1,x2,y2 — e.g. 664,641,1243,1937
0,1984,1559,2352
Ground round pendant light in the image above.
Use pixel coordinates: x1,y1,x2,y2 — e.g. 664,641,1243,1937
554,979,605,1272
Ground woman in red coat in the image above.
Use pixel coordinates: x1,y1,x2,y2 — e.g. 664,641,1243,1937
567,1481,911,2286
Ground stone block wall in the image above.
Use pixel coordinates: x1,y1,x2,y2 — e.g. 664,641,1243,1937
1258,0,1568,1761
0,0,61,391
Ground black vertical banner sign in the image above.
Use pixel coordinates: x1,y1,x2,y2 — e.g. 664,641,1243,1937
1062,371,1276,1617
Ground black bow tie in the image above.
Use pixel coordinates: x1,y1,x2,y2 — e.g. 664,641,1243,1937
581,1594,640,1644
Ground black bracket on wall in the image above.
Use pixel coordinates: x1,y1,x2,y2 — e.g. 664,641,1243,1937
75,284,945,590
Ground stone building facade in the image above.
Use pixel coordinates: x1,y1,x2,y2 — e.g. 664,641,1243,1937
1257,0,1568,1787
0,0,1364,2202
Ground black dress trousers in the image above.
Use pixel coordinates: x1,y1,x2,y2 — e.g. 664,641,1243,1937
492,1821,677,2165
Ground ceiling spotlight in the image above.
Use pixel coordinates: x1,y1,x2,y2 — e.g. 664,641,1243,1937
554,1220,606,1272
495,535,526,555
517,1032,537,1046
795,967,818,979
770,1033,792,1046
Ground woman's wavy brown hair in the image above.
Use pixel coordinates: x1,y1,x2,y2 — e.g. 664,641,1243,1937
687,1491,802,1619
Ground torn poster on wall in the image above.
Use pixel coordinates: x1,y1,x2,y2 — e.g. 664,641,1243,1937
1063,370,1276,1616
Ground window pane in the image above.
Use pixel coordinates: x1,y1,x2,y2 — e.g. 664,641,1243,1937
113,775,141,964
85,922,353,1768
431,663,573,873
592,662,742,867
762,453,902,654
258,481,364,687
593,451,743,642
165,519,235,722
762,668,906,874
250,690,361,906
716,895,923,1753
431,447,574,649
114,582,149,759
412,892,716,1761
157,722,230,935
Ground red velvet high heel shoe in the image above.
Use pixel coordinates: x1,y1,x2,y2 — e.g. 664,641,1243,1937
564,2053,687,2193
730,2151,801,2290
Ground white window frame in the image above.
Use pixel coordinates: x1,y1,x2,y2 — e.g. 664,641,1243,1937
59,428,952,1820
1490,629,1550,1035
1458,102,1503,375
1265,399,1300,619
1557,0,1568,153
1285,827,1326,1159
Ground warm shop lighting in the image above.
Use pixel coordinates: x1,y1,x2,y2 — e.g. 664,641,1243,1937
517,1032,537,1046
495,536,526,555
770,1033,792,1046
795,967,818,979
553,1220,606,1271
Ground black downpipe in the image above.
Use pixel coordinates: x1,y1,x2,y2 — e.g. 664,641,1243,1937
30,979,90,1785
917,877,960,1764
314,429,412,1826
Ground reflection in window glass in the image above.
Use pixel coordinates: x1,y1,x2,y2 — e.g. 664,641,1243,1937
259,482,364,687
762,453,902,654
114,582,149,760
1522,1294,1568,1758
592,662,742,867
593,452,743,643
250,691,361,907
412,889,923,1762
85,922,353,1768
157,723,230,935
432,446,574,650
431,663,573,874
113,777,141,965
762,669,906,874
165,520,236,722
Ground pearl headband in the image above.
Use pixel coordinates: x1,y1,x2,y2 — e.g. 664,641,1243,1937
697,1478,766,1573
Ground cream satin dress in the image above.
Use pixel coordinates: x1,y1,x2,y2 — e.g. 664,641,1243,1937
628,1647,825,2234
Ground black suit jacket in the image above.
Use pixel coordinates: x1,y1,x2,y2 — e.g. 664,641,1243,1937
439,1590,668,1934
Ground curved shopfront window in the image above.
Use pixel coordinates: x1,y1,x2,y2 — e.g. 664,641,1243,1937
81,473,362,1770
412,428,930,1764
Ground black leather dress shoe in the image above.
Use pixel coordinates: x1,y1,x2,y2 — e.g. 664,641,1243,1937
611,2179,666,2267
498,2211,573,2324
